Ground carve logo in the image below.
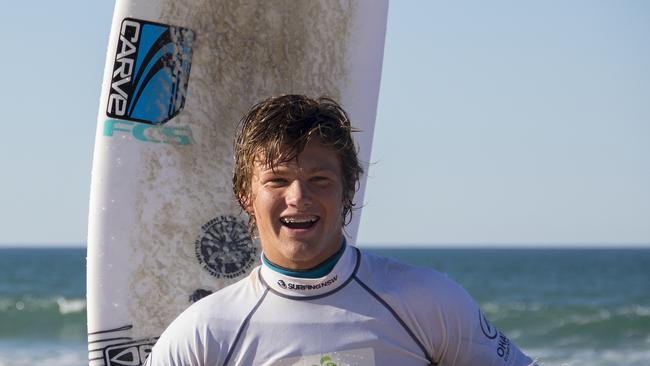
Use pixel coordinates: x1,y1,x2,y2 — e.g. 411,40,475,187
107,18,195,125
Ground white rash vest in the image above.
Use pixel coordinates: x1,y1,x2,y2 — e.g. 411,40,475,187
145,245,536,366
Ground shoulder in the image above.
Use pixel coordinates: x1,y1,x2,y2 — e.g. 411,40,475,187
354,250,468,352
355,249,536,366
182,266,265,322
145,267,266,365
355,248,472,307
355,249,479,331
354,249,482,361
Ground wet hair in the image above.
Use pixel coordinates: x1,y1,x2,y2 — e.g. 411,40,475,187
233,94,363,234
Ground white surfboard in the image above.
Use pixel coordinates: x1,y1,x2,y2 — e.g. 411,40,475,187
86,1,388,365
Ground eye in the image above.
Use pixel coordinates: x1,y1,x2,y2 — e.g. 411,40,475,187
265,177,288,187
310,175,333,185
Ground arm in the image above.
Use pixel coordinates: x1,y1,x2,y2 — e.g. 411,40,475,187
430,279,537,366
143,322,212,366
142,305,226,366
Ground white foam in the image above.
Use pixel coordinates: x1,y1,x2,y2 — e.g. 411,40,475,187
56,297,86,314
565,309,611,325
481,301,546,314
528,347,650,366
615,304,650,317
0,296,87,315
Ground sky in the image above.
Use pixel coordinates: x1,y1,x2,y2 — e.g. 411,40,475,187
0,1,648,247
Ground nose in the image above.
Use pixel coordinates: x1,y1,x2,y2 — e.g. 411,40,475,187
285,179,312,209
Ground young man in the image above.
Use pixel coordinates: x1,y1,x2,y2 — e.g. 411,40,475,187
145,95,536,365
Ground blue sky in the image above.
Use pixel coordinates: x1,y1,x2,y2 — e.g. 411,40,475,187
0,1,648,247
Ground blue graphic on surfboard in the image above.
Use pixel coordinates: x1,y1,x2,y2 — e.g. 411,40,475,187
106,18,194,125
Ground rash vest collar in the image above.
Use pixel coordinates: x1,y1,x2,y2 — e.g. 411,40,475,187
259,244,357,298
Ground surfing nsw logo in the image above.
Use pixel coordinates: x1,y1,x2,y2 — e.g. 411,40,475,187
277,276,339,291
107,18,195,125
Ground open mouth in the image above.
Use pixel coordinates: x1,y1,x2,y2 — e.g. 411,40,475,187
280,216,319,230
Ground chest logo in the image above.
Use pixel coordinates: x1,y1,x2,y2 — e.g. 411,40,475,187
272,347,375,366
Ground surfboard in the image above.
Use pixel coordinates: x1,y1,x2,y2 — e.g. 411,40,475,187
86,1,388,365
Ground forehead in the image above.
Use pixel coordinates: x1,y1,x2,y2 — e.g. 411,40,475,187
253,140,341,173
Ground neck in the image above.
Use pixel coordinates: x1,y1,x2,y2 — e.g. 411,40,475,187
262,241,346,279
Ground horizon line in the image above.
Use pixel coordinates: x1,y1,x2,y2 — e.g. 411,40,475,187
1,242,649,249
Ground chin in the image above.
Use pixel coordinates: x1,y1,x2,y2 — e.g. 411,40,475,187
283,241,317,258
281,242,324,267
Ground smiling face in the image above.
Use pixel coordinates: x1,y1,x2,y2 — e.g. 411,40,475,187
249,140,344,270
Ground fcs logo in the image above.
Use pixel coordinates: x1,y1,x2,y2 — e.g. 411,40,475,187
277,280,287,289
103,119,193,145
107,18,195,125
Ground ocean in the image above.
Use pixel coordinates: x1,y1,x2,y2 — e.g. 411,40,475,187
0,247,648,366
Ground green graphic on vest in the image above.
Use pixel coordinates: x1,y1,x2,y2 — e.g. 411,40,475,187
312,355,337,366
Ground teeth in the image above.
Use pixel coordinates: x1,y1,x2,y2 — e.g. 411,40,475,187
281,217,317,224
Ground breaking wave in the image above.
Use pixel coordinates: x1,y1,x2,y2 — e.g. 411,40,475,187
0,296,86,339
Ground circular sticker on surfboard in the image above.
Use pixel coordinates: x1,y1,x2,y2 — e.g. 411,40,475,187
195,215,257,279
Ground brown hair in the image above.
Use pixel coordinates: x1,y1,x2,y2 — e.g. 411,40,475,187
233,94,363,234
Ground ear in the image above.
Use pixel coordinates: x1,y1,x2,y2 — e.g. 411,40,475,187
238,193,253,216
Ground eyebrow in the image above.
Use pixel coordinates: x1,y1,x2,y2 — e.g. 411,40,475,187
259,165,338,175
